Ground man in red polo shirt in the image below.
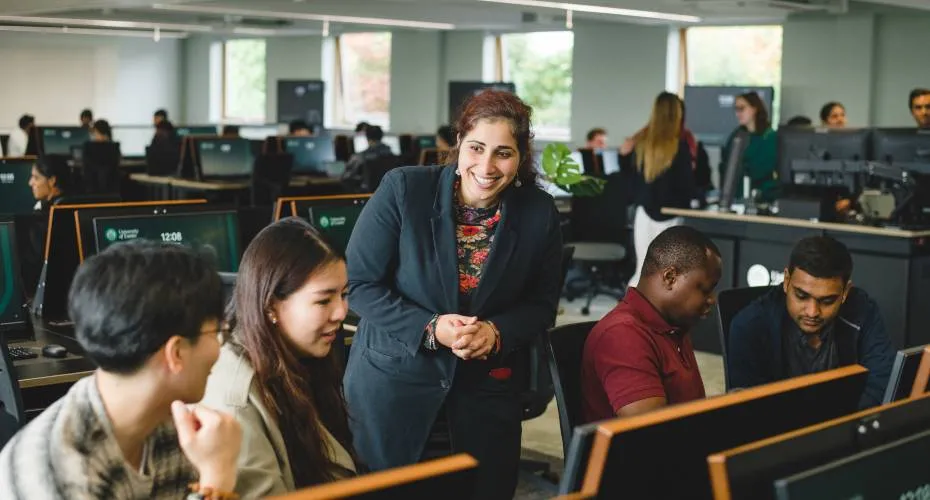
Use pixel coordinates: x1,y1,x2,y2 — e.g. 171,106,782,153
581,225,722,421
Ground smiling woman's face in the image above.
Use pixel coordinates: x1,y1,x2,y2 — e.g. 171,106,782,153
272,260,348,358
456,118,521,209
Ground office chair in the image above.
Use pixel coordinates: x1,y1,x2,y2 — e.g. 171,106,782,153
557,423,600,495
0,336,25,448
545,320,598,457
360,155,401,193
0,134,9,155
398,134,416,165
250,153,294,207
145,136,182,176
82,142,122,195
333,135,352,162
716,286,775,390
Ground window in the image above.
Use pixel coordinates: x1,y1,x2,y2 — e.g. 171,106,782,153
335,32,391,129
223,39,267,123
500,31,574,140
685,26,783,125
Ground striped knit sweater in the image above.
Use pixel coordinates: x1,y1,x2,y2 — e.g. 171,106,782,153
0,375,198,499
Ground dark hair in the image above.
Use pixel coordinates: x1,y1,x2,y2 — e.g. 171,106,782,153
92,119,112,140
68,240,224,374
289,120,310,134
354,122,370,133
586,127,607,142
445,89,537,187
737,92,771,134
80,109,93,121
34,155,71,193
365,125,384,142
785,115,813,127
154,109,168,120
221,125,240,136
436,125,454,146
642,226,721,278
18,114,34,130
788,236,853,283
228,217,356,487
909,88,930,109
819,102,843,123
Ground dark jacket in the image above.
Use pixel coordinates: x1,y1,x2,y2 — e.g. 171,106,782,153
343,165,562,470
343,142,394,184
728,287,895,408
627,138,695,221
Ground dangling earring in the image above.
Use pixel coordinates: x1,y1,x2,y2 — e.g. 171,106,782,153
514,178,523,188
454,169,461,176
269,314,278,325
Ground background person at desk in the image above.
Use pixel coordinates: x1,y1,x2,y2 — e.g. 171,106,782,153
910,88,930,129
90,119,112,142
80,108,93,130
0,241,242,499
728,236,894,408
721,92,778,202
343,90,562,500
820,101,847,128
29,155,68,211
153,108,168,127
580,226,721,420
202,218,358,498
288,120,312,137
436,124,454,152
343,125,393,188
6,114,34,158
625,92,695,287
585,127,607,150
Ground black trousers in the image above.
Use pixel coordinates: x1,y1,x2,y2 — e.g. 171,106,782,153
424,365,523,500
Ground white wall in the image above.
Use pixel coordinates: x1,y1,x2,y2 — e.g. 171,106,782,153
265,36,324,123
570,20,669,146
0,32,181,129
389,30,442,133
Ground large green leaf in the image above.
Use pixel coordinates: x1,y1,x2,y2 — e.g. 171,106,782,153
540,142,605,197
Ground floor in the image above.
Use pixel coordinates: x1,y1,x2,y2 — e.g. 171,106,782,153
513,295,726,498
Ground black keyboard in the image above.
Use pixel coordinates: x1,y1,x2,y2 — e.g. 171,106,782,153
8,346,37,361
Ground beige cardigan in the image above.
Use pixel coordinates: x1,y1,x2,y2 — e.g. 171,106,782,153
201,344,357,499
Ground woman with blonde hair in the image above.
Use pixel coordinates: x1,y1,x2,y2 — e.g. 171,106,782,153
627,92,696,287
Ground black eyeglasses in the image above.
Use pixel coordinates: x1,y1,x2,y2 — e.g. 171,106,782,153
200,323,231,345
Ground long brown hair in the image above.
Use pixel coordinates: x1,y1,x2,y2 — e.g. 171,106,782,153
738,91,771,134
444,89,537,187
634,92,683,183
227,217,356,487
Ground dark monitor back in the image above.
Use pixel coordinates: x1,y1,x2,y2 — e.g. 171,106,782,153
776,127,871,185
91,210,241,273
196,138,254,179
718,393,930,500
448,81,515,124
296,196,369,254
0,159,38,215
883,346,925,404
176,126,217,137
588,367,867,500
0,220,27,330
40,127,90,155
683,86,774,145
774,427,930,500
283,136,335,175
872,128,930,167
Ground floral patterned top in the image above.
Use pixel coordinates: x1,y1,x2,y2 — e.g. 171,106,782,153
453,181,502,313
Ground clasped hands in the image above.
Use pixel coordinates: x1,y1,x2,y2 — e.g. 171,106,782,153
434,314,497,361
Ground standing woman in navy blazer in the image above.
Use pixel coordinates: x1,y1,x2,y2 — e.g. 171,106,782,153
343,90,562,499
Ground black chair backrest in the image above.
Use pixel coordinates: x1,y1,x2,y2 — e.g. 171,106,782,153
82,141,122,194
146,134,182,176
558,422,600,495
361,155,401,193
717,285,775,390
0,134,9,155
568,172,631,243
0,336,25,447
334,135,352,162
250,153,294,206
546,320,599,454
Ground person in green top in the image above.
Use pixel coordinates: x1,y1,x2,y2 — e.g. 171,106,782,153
721,92,779,202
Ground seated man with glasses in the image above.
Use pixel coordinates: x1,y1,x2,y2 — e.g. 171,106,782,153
0,241,242,499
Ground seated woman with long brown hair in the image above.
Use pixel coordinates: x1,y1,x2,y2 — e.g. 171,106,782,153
201,217,358,497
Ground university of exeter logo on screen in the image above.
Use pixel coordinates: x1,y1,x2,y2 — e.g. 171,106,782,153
746,264,785,287
105,228,118,243
318,216,331,229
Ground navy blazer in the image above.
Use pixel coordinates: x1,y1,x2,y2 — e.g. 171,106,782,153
728,287,894,408
343,165,562,470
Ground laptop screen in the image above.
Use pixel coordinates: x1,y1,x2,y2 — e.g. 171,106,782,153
0,221,26,328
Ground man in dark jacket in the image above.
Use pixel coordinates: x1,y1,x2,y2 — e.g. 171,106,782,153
343,125,395,191
728,236,894,408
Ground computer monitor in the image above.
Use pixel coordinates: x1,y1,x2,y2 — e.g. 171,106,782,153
196,138,254,179
872,128,930,171
40,127,90,155
111,126,154,158
580,365,868,500
176,125,217,137
882,345,926,404
417,135,437,150
91,210,241,273
773,428,930,500
0,219,27,330
382,135,401,156
272,454,477,500
707,393,930,500
0,159,38,215
776,127,871,187
297,196,369,254
238,124,283,141
283,136,336,175
683,86,775,145
352,134,368,155
719,129,750,211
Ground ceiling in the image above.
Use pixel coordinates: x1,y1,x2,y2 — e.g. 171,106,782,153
0,0,927,36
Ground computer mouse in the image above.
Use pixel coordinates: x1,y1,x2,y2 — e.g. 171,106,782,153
42,343,68,359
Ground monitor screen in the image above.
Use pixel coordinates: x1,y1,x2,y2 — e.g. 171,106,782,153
417,135,437,149
683,86,775,146
883,346,926,404
0,159,39,215
197,138,254,178
774,428,930,500
176,126,217,137
872,128,930,166
353,134,368,154
238,125,283,141
41,127,90,155
0,220,26,328
284,136,335,175
112,126,154,157
93,211,241,272
382,135,401,156
306,199,367,254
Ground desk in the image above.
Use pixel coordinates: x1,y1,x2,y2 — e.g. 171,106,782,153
663,208,930,352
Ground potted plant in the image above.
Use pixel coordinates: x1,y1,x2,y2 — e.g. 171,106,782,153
539,143,606,196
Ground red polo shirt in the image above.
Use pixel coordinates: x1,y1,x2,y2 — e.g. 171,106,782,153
580,288,706,423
